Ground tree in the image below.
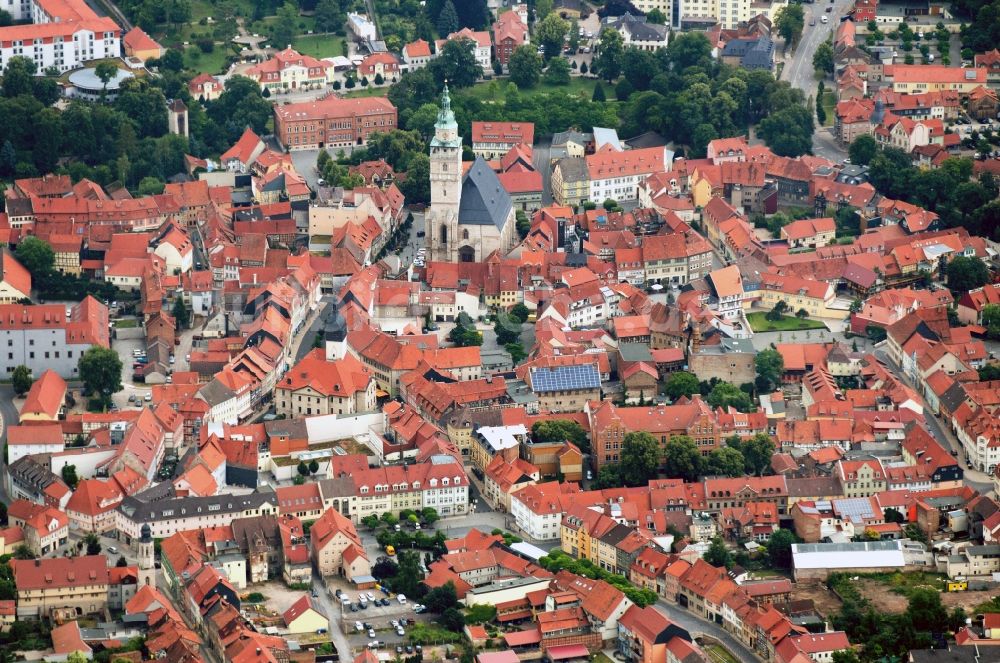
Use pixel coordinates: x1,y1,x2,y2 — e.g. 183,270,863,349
884,507,906,523
663,435,703,482
766,300,789,321
424,581,458,612
982,304,1000,340
705,447,745,477
595,27,625,81
116,555,128,567
592,81,606,101
508,45,542,88
78,347,122,409
510,303,530,324
536,14,569,61
707,382,753,412
535,0,553,21
439,606,465,632
766,529,799,569
620,432,662,485
813,41,834,76
849,135,878,166
171,297,190,330
948,607,969,632
297,461,309,477
532,420,590,453
757,104,814,157
946,256,990,293
94,61,118,94
775,4,805,46
11,365,32,396
755,348,785,393
664,371,700,400
646,8,667,24
421,507,439,525
314,0,345,33
544,57,571,86
308,459,320,475
831,650,861,663
704,536,733,568
138,176,164,196
14,236,55,278
742,433,775,476
372,557,399,579
2,56,36,97
84,532,101,555
428,38,481,88
381,512,399,527
449,313,482,347
361,514,380,530
399,152,431,204
12,544,34,560
271,2,299,50
392,550,424,597
908,587,948,633
436,0,460,35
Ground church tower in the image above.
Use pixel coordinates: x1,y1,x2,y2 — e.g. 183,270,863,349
426,84,463,262
138,523,155,587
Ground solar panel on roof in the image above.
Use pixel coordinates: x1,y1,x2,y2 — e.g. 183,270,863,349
530,364,601,393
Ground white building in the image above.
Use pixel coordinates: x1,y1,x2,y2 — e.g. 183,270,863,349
0,0,122,74
586,146,672,204
509,484,569,541
347,12,377,42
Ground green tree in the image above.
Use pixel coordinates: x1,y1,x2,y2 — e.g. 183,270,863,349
308,459,320,475
663,435,703,481
508,45,542,88
595,27,625,81
78,346,123,409
399,152,431,204
381,512,399,527
171,297,190,330
757,104,814,157
646,8,667,24
83,532,101,555
704,536,733,568
437,0,459,36
544,57,571,86
813,41,834,76
505,342,526,363
946,256,990,293
707,382,753,412
510,303,530,323
884,507,906,523
592,81,606,101
742,433,775,476
362,514,380,530
982,304,1000,340
137,176,164,196
11,365,32,397
424,581,458,612
831,650,861,663
766,528,799,569
535,0,553,21
271,2,299,50
2,56,36,97
775,4,805,45
620,432,661,486
908,587,948,633
297,461,309,477
532,420,590,453
439,606,465,632
705,446,746,477
314,0,345,33
766,299,789,321
536,13,569,61
428,38,481,88
14,236,55,278
94,61,118,94
392,550,424,597
421,507,439,525
12,544,34,560
849,135,878,166
664,371,700,400
755,348,785,393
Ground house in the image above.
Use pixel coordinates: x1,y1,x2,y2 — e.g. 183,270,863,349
402,39,432,70
18,370,66,423
0,249,31,304
609,13,670,51
968,86,999,122
957,284,1000,325
974,48,1000,87
438,28,492,73
311,507,370,580
245,47,335,92
11,555,110,619
494,11,528,69
885,64,988,96
552,157,591,207
780,218,836,249
282,595,328,634
358,52,400,80
275,349,376,417
472,122,535,160
0,297,110,379
587,146,671,203
220,127,266,174
188,73,222,101
123,26,164,62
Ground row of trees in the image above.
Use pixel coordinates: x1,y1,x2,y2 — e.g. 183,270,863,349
592,431,775,488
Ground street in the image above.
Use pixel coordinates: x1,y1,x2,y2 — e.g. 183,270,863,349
780,0,852,161
654,601,757,663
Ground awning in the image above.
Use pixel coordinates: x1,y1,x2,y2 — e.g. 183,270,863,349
503,628,541,646
376,389,389,397
545,644,590,660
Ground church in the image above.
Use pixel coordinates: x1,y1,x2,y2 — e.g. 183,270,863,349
425,85,517,263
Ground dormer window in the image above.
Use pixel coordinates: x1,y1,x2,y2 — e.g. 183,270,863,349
429,478,437,487
360,486,369,494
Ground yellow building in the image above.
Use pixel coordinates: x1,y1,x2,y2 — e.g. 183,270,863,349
282,595,328,634
889,64,988,95
757,272,842,319
11,556,109,619
123,27,164,62
552,157,590,208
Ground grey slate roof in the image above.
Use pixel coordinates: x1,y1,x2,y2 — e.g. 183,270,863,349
555,157,589,183
460,157,513,229
119,491,277,523
198,377,237,407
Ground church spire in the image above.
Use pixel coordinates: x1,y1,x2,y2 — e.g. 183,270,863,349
432,80,460,147
436,81,456,130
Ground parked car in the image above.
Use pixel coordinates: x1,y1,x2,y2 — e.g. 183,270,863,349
396,627,405,637
355,622,363,632
397,594,407,604
368,628,376,638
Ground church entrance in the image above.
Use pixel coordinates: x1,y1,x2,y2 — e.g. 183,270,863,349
458,245,475,262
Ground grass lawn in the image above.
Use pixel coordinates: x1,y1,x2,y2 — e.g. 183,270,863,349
114,319,139,329
292,34,346,59
820,90,837,127
344,84,394,97
747,312,827,332
860,571,949,597
592,654,616,663
184,45,231,75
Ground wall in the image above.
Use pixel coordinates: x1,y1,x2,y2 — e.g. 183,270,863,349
689,351,756,385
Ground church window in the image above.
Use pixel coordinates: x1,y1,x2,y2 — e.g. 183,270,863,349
440,224,448,245
462,229,469,240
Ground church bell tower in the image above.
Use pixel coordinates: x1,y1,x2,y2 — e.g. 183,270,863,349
426,84,463,262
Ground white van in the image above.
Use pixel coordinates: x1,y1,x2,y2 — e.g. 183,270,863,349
821,15,828,23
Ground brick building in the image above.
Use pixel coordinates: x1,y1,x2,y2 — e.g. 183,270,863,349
274,97,398,151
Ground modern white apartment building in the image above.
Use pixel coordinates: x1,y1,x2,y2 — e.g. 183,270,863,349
0,0,121,73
